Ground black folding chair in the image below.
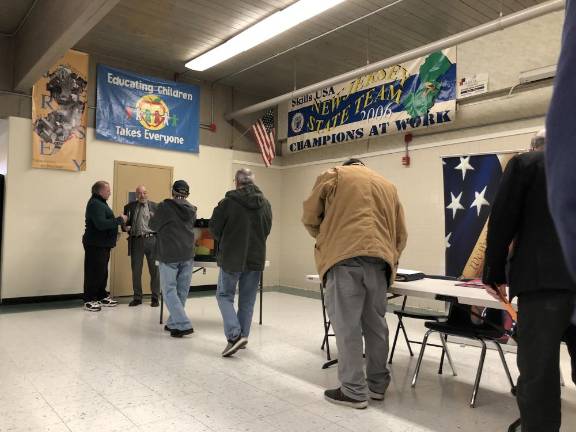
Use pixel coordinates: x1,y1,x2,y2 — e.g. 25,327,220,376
388,295,452,375
411,298,516,408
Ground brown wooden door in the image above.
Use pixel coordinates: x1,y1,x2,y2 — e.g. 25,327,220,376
111,161,173,297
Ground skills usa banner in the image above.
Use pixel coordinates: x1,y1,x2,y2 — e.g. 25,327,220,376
96,65,200,153
286,49,456,153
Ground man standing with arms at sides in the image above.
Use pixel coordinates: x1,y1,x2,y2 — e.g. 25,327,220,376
210,169,272,357
483,130,576,432
302,158,407,409
150,180,197,338
82,181,127,312
123,185,160,307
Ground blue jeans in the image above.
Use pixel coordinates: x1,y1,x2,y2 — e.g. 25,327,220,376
216,270,261,341
159,260,193,331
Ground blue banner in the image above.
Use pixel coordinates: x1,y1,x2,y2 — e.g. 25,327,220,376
286,49,457,153
96,65,200,153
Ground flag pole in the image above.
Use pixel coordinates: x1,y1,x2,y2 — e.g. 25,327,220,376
229,124,254,149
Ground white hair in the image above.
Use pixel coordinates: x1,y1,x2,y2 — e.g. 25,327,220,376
235,168,255,187
531,128,546,150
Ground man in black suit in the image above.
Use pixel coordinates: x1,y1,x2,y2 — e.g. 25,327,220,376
123,185,160,307
483,130,576,432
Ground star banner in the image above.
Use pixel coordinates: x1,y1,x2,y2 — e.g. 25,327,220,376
442,153,518,278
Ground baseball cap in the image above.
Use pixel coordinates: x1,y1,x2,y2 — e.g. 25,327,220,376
172,180,190,196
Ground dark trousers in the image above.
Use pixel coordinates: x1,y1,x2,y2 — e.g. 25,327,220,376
130,236,159,301
517,290,576,432
83,245,111,303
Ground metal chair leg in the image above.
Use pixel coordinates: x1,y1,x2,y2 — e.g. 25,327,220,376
493,341,516,393
470,340,487,408
412,329,433,387
399,320,414,357
438,334,446,375
388,319,402,364
159,293,164,324
439,333,457,376
320,283,332,361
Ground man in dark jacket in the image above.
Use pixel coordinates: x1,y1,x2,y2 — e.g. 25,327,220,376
82,181,127,312
150,180,197,338
210,168,272,357
546,0,576,280
123,185,160,307
483,130,576,432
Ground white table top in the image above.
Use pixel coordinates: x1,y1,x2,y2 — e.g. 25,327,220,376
305,274,516,311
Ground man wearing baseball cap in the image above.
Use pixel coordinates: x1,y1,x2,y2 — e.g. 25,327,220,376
150,180,197,337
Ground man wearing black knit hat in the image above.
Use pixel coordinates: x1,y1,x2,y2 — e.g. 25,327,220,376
150,180,197,338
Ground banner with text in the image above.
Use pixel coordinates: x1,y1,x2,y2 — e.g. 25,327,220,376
32,50,88,171
96,65,200,153
286,49,456,153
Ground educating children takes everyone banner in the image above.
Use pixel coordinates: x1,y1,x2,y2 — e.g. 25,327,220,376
96,65,200,153
286,49,456,153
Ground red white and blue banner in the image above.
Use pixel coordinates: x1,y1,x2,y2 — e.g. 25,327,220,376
442,153,517,279
287,49,456,153
96,65,200,153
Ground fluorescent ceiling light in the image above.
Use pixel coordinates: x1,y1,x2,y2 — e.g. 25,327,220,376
185,0,347,71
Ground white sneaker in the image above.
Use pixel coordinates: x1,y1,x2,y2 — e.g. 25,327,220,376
98,296,118,307
84,301,101,312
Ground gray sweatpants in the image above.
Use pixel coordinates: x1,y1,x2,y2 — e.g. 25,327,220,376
325,257,391,401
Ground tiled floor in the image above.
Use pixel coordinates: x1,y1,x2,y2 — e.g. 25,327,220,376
0,292,574,431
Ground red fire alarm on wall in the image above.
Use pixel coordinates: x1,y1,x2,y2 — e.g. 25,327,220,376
402,133,412,167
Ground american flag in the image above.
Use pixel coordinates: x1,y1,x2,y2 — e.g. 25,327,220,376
251,108,276,167
442,153,516,278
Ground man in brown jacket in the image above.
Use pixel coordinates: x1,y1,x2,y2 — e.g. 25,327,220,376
302,158,407,409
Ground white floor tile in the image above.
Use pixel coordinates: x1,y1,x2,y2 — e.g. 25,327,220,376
137,415,211,432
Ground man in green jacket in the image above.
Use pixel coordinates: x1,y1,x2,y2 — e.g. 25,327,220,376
210,169,272,357
82,181,127,312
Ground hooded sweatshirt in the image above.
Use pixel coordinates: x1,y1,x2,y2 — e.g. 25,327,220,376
150,198,197,263
210,184,272,272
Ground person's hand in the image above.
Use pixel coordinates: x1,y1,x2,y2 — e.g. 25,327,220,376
120,214,128,223
485,283,507,301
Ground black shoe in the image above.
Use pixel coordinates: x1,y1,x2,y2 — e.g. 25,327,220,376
508,418,521,432
163,325,173,332
150,298,159,307
128,299,142,307
368,388,385,401
324,388,367,409
170,328,194,338
222,336,248,357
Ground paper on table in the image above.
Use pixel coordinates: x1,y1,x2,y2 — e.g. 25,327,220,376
397,268,424,275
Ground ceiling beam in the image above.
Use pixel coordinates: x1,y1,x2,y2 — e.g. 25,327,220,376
13,0,120,91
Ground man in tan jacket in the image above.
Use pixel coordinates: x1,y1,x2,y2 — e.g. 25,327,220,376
302,158,407,409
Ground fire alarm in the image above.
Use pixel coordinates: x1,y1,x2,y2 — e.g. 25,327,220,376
403,133,412,167
209,123,217,132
